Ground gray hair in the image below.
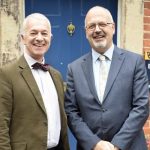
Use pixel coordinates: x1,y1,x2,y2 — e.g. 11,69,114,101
84,6,114,27
21,13,51,35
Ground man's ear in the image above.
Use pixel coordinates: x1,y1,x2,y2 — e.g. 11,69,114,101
112,23,115,35
21,34,24,40
113,29,115,35
20,34,25,45
85,28,88,39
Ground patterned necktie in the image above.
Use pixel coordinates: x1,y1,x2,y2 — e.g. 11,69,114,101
32,62,49,71
99,55,108,102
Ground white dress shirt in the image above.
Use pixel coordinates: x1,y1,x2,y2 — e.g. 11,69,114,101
24,52,61,148
92,44,114,102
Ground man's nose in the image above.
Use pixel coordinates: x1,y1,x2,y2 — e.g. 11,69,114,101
36,33,43,41
95,24,101,32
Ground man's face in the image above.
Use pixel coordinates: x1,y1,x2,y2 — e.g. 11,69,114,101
85,9,115,53
22,18,51,61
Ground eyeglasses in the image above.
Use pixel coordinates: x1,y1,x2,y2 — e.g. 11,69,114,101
86,22,113,31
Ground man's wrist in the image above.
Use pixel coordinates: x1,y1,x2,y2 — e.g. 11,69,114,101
114,146,120,150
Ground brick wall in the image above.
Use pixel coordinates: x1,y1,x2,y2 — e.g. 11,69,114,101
144,117,150,149
143,0,150,149
144,0,150,51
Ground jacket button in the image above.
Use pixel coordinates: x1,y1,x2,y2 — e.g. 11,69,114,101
42,142,47,147
43,121,47,126
101,108,107,112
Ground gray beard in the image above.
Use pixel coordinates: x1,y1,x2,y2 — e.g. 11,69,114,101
93,40,107,49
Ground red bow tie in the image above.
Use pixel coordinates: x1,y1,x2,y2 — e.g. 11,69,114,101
32,62,49,71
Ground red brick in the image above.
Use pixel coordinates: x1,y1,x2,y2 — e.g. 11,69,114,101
144,40,150,47
144,33,150,39
144,25,150,31
144,128,150,135
144,120,150,128
145,2,150,9
144,17,150,24
145,8,150,16
143,48,150,51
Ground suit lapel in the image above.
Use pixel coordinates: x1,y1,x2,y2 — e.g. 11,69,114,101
18,56,46,114
103,47,125,101
82,53,100,103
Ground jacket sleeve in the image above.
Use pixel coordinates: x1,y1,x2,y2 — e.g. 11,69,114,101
0,68,12,149
111,55,149,150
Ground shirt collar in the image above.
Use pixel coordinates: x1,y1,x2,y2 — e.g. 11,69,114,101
24,51,45,69
92,44,114,63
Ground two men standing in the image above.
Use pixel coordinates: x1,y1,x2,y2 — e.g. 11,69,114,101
0,5,149,150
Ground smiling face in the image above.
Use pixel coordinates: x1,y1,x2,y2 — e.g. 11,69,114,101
85,6,115,54
21,14,52,62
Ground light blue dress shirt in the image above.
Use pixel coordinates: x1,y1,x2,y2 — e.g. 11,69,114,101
92,44,114,102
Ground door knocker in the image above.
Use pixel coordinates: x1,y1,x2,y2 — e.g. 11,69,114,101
67,22,75,36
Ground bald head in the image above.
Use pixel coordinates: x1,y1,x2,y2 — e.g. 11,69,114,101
22,13,51,35
85,6,114,27
84,6,115,53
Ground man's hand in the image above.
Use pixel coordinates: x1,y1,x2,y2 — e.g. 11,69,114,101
114,147,119,150
93,140,114,150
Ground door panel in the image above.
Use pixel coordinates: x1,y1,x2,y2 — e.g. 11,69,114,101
25,1,118,149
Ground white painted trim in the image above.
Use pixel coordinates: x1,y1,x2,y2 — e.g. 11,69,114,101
117,0,121,47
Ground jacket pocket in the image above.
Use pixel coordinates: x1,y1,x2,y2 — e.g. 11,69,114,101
11,142,27,150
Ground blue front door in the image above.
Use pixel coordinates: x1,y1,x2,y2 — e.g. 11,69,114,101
25,0,118,79
25,0,118,149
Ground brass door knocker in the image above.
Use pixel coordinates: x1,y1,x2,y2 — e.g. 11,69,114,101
67,22,75,36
